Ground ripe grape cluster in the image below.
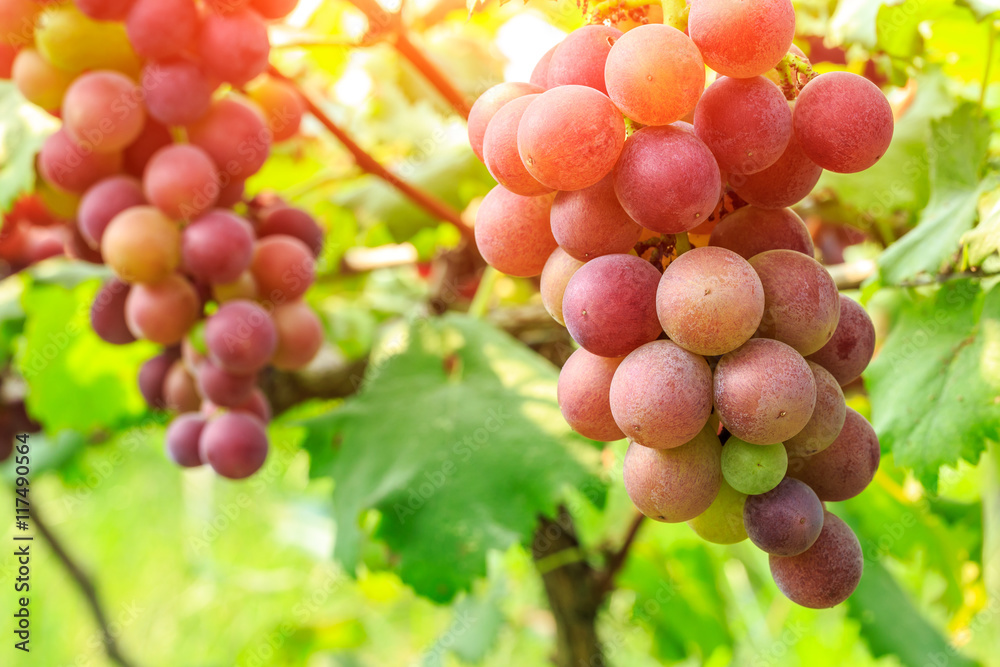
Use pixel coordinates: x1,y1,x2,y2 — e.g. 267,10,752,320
2,0,324,480
469,0,891,608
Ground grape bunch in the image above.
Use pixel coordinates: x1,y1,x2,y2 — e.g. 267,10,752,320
2,0,324,480
469,0,891,608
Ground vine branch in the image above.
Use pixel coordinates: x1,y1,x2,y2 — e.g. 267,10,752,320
594,511,646,598
268,66,475,245
33,504,136,667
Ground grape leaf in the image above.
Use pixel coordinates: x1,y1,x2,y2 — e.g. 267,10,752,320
304,314,604,602
865,280,1000,490
16,280,156,433
878,104,992,284
961,187,1000,266
957,0,1000,19
847,557,980,667
0,82,57,212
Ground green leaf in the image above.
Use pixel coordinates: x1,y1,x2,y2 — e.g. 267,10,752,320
961,184,1000,266
847,557,980,667
0,82,58,212
310,313,604,602
878,104,992,284
865,280,1000,490
424,579,506,665
16,280,156,433
957,0,1000,20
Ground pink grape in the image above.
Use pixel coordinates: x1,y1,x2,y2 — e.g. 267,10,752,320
251,234,316,302
125,274,201,345
693,76,792,175
604,24,705,126
199,412,269,479
187,96,271,179
197,360,257,408
540,248,584,326
256,205,323,256
688,0,796,79
142,61,214,127
139,350,179,409
250,0,298,19
126,0,198,61
562,254,662,358
806,295,876,386
39,129,123,193
205,300,278,374
482,94,552,196
181,210,255,284
558,348,625,442
551,172,642,261
143,145,219,220
164,413,206,467
709,206,815,259
729,124,823,209
122,119,172,178
75,0,136,21
247,76,304,142
78,175,145,249
529,44,557,88
547,24,621,95
199,9,270,86
467,81,543,162
784,362,847,457
270,300,324,370
517,85,626,191
474,186,556,278
614,125,722,234
91,278,135,345
793,72,894,174
163,361,201,412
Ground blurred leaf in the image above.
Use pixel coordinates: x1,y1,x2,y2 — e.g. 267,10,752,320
865,280,1000,490
423,580,506,665
925,9,1000,83
307,313,604,601
957,0,1000,19
876,0,954,58
16,280,156,433
829,0,892,48
878,104,992,284
847,557,980,667
962,188,1000,266
0,82,57,212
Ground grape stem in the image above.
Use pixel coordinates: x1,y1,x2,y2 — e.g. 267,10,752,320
268,66,476,246
341,0,472,119
775,53,818,100
594,511,647,598
33,503,137,667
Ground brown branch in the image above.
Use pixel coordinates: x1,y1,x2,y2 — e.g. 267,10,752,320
594,512,646,598
341,0,471,118
33,505,137,667
268,66,476,246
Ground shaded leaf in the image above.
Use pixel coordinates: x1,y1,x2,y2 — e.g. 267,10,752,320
961,180,1000,266
0,82,57,212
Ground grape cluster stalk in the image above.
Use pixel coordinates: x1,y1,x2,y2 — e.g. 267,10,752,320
469,0,891,609
2,0,324,479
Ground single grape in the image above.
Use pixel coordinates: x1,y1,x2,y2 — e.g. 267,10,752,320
246,76,304,142
604,24,704,126
181,210,255,285
614,125,721,234
694,76,792,175
468,82,543,162
138,350,179,409
256,205,323,256
63,70,145,153
217,178,247,208
784,362,846,457
609,340,713,449
91,278,135,345
251,234,316,303
729,123,823,209
751,249,840,356
187,96,271,179
744,477,824,556
806,294,876,386
474,186,556,278
787,408,880,502
199,9,270,86
793,72,894,173
656,246,763,356
101,206,180,284
66,224,105,265
122,119,172,178
270,300,324,370
688,479,748,545
529,44,558,88
547,24,621,95
78,175,146,249
163,360,201,413
125,274,201,345
557,348,625,442
164,413,206,467
197,360,257,408
562,254,662,358
235,388,272,423
540,247,585,326
35,5,140,75
38,129,123,193
623,425,722,523
714,338,817,445
199,412,269,479
769,511,863,608
482,94,553,196
11,48,75,111
143,144,219,220
550,172,642,261
126,0,198,61
721,437,787,495
205,300,278,374
688,0,796,79
141,61,214,127
709,206,815,260
516,85,626,191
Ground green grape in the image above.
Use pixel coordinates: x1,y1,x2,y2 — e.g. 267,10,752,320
35,5,141,76
688,478,748,544
721,437,787,495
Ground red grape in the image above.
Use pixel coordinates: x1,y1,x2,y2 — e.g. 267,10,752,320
181,210,255,284
806,295,876,386
547,24,621,95
255,205,323,256
205,300,278,374
141,61,214,127
126,0,198,61
143,144,220,220
251,234,315,303
551,172,642,261
688,0,796,79
78,175,145,249
558,348,625,442
198,9,270,86
709,206,815,259
474,186,556,278
91,278,135,345
200,412,269,479
125,274,201,345
164,413,206,467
